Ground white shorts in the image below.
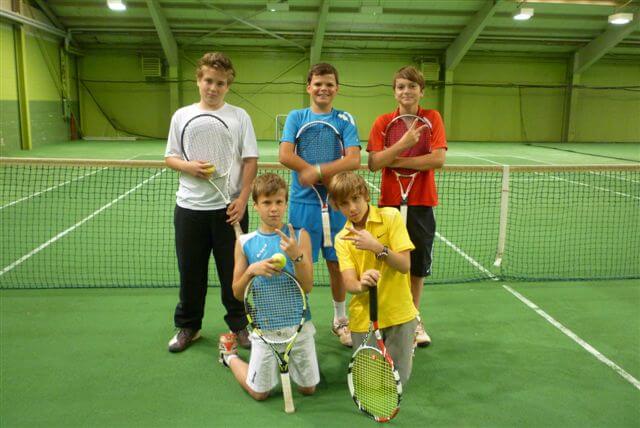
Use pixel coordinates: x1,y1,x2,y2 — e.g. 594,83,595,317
246,321,320,394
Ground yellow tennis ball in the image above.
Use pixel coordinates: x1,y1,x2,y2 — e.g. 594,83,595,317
271,253,287,269
205,166,216,175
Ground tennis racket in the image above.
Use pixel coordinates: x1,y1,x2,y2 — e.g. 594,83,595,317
295,120,344,247
180,113,243,238
383,114,432,224
244,270,307,413
347,285,402,422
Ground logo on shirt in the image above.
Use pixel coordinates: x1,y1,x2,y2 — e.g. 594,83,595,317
256,243,268,259
337,112,354,125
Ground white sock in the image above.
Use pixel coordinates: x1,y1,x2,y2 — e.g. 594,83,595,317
224,354,238,365
333,300,346,320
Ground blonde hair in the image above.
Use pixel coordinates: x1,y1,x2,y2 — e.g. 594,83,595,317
252,173,288,202
196,52,236,84
393,65,425,90
329,171,369,208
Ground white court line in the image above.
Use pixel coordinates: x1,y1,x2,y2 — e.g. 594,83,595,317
503,284,640,391
436,232,496,279
1,155,143,211
0,168,106,210
0,169,166,277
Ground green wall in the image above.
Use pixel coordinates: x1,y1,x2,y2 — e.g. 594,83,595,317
0,23,20,153
77,49,639,144
0,23,75,151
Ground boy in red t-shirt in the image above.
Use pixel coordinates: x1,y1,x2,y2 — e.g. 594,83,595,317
367,66,447,347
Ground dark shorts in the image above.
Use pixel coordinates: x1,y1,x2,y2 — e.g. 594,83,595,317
381,205,436,277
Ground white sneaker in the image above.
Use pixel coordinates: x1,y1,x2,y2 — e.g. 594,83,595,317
415,319,431,347
332,317,352,348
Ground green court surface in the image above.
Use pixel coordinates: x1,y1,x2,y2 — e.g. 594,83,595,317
1,281,639,426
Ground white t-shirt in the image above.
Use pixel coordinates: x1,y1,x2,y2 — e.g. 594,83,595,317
165,103,258,210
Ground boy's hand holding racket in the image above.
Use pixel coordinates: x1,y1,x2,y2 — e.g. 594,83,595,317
226,197,247,228
360,269,380,290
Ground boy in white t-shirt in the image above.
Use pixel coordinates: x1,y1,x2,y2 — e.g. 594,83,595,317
165,52,258,353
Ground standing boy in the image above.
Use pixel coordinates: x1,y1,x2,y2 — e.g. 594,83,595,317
219,173,319,401
331,171,417,384
165,52,258,352
279,63,361,347
367,66,447,347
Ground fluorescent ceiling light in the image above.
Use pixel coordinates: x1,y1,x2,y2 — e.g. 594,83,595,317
360,5,383,15
107,0,126,11
513,7,534,20
267,1,289,12
608,12,633,25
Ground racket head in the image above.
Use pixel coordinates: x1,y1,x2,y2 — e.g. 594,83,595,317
348,345,402,422
295,120,344,165
244,270,307,344
180,113,234,176
383,114,432,175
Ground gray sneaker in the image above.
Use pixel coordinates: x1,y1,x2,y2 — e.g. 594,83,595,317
168,328,201,353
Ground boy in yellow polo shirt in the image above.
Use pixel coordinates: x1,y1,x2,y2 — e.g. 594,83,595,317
330,171,418,384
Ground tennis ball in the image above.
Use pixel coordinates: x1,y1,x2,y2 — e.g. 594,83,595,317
271,253,287,269
205,166,216,175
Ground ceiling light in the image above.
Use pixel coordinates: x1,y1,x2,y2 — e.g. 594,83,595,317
513,6,534,20
266,1,289,12
360,5,383,15
608,12,633,25
107,0,126,11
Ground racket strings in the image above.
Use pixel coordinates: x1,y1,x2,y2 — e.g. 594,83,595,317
183,116,234,175
247,274,305,343
352,347,399,419
296,123,342,165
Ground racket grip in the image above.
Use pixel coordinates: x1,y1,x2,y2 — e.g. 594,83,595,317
321,210,332,247
233,223,243,239
369,286,378,323
281,372,295,413
400,205,408,224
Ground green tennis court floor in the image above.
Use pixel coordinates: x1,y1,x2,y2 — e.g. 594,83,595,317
1,280,638,427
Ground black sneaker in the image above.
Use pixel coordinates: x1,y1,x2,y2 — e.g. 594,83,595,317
234,328,251,349
168,328,201,353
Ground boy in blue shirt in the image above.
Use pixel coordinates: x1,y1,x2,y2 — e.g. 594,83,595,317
279,63,361,347
219,173,318,401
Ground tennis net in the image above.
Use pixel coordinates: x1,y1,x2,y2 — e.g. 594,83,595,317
1,158,638,288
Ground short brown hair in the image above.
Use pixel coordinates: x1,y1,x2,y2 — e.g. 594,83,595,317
307,62,339,85
252,173,288,202
329,171,369,208
196,52,236,84
393,65,425,90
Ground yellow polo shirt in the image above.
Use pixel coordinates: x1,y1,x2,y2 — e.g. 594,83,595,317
334,206,417,332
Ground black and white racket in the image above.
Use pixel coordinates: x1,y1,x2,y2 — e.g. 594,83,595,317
383,114,432,224
180,113,243,238
295,120,344,247
347,285,402,422
244,270,307,413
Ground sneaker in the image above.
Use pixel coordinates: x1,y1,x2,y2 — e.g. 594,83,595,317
218,333,238,367
332,317,353,348
234,328,251,349
415,319,431,347
168,328,201,353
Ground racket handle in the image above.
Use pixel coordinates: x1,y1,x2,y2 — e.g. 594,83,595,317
281,372,295,413
233,223,243,239
321,210,332,247
369,286,378,323
400,204,408,224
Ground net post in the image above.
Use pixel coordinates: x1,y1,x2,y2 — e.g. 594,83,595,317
494,165,510,268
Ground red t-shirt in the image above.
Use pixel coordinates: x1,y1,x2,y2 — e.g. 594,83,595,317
367,107,447,207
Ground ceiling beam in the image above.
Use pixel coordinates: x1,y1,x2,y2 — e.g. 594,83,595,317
573,11,640,74
32,0,65,30
0,8,66,38
445,0,502,71
200,1,306,51
145,0,179,65
310,0,330,65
